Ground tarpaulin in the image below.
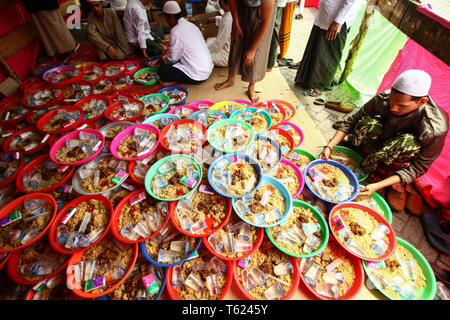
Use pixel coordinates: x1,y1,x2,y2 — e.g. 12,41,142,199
377,39,450,217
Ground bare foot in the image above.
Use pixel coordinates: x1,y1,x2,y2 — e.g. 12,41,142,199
214,79,234,90
159,80,177,87
246,90,260,104
267,68,272,72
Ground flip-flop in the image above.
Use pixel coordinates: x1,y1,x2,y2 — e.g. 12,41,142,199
277,58,294,67
313,98,326,105
303,88,321,97
421,213,450,255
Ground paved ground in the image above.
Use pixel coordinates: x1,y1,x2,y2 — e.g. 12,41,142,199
276,5,449,271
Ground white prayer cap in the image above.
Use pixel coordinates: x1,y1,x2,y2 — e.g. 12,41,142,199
163,1,181,14
392,69,432,97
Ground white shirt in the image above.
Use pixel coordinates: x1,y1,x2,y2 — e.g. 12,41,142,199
124,0,153,49
207,11,232,67
106,0,127,10
163,18,214,81
205,0,221,13
314,0,364,31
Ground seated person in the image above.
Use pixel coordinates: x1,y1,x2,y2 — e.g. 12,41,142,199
86,0,132,61
123,0,164,61
206,0,232,67
319,69,449,214
157,1,214,86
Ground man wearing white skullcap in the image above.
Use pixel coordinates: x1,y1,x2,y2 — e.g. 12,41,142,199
319,69,448,214
86,0,132,60
156,1,213,85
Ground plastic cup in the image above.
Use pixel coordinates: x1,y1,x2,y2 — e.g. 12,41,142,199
329,202,397,261
144,154,202,202
71,153,128,195
36,105,84,134
16,154,75,194
123,60,140,77
298,234,365,300
74,94,110,122
303,159,359,204
231,174,293,228
110,188,173,244
6,238,70,285
48,194,113,255
49,128,105,166
265,127,295,156
157,86,188,106
229,107,272,136
272,99,296,122
0,193,57,252
0,152,24,189
109,123,160,161
317,145,369,182
202,220,264,262
170,180,233,238
103,98,145,122
207,153,263,199
265,199,329,258
139,93,170,116
139,231,202,268
362,236,437,300
167,105,200,118
206,118,256,154
165,243,233,300
159,119,207,154
133,67,159,85
232,236,301,300
0,99,29,127
65,236,138,299
102,61,126,79
249,135,282,173
3,126,50,155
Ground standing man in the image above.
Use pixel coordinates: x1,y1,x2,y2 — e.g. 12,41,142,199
21,0,80,61
214,0,277,103
157,1,213,85
86,0,132,61
124,0,164,61
294,0,363,96
319,70,449,215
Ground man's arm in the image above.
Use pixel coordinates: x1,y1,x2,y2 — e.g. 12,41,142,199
244,0,275,67
326,0,358,40
111,9,132,55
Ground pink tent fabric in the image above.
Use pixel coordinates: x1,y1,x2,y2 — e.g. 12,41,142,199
377,39,450,218
0,2,39,83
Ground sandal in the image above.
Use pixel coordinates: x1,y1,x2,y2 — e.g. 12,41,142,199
421,213,450,255
277,58,294,67
303,88,321,97
313,98,326,105
325,101,355,113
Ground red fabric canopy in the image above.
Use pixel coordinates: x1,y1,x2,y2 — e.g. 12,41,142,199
0,1,39,83
377,39,450,218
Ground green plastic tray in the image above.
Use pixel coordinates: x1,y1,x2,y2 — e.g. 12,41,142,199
134,67,159,85
144,154,202,201
362,237,437,300
265,199,329,258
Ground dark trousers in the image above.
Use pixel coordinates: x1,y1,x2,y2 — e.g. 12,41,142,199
157,63,205,84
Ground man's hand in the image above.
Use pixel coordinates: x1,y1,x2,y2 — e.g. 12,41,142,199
231,22,243,44
108,46,119,59
142,48,150,61
359,183,380,196
319,146,332,161
325,21,341,41
244,48,256,67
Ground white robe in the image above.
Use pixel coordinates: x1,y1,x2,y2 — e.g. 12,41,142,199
206,11,232,67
